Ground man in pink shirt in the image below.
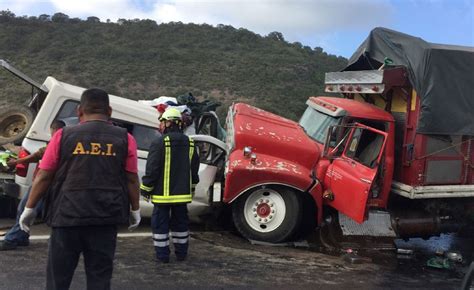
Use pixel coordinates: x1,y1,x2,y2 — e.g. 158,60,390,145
20,88,141,290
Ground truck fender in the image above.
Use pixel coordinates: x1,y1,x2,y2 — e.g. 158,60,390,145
227,182,306,204
307,180,324,225
223,153,313,203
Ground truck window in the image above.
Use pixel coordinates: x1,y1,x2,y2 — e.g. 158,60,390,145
345,127,384,168
195,141,225,165
55,101,159,150
57,100,79,119
55,100,80,126
132,124,160,151
299,107,339,143
112,120,160,151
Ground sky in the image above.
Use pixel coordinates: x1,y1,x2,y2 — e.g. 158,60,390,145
1,0,473,57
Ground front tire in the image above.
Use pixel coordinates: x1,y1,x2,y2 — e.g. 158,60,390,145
232,186,302,243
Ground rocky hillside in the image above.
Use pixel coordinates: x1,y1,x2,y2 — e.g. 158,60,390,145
0,11,347,120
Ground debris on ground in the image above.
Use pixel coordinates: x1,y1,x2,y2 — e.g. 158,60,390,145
435,249,445,256
396,248,414,255
427,257,452,269
342,252,372,264
248,239,310,248
341,249,372,264
446,251,463,263
395,247,415,260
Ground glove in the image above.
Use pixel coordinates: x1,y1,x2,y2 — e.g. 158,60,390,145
128,209,141,231
19,207,36,233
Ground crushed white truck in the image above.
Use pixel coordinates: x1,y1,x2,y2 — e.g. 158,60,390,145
0,59,225,220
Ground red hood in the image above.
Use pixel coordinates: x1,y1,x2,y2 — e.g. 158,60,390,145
231,103,320,170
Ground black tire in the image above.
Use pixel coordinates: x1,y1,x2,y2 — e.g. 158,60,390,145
0,105,35,145
293,193,318,240
232,186,302,243
318,212,343,249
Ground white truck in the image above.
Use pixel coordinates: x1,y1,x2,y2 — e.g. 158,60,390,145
0,60,226,220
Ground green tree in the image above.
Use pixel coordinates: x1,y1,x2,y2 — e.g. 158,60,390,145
51,12,69,23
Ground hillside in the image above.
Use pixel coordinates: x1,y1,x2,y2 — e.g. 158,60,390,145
0,11,347,120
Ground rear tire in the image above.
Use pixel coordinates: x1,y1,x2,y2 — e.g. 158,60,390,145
0,105,35,145
232,186,302,243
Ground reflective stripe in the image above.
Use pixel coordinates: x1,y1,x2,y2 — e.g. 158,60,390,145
153,240,170,247
188,137,194,194
171,231,189,237
188,137,194,161
163,136,171,197
153,233,169,239
172,238,189,244
151,194,192,203
140,184,154,192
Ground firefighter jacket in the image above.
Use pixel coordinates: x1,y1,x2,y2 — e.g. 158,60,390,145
140,132,200,204
44,121,129,227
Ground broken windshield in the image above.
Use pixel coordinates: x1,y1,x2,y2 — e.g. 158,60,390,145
299,107,340,143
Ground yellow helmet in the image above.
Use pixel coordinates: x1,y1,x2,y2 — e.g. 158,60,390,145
160,108,182,121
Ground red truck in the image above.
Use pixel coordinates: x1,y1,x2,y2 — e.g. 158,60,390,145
221,28,474,243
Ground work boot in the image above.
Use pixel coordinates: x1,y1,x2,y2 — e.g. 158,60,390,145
157,257,170,264
176,255,186,262
0,240,18,251
16,239,30,247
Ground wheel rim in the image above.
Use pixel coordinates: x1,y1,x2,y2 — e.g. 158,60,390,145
0,114,27,138
243,188,286,233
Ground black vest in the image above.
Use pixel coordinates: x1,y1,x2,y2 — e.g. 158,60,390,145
44,121,129,227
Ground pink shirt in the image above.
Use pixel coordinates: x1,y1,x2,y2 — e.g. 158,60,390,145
40,127,138,173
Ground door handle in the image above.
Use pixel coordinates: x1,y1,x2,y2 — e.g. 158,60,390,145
360,178,371,184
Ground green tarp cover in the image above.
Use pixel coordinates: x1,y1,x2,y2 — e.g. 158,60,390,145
345,27,474,135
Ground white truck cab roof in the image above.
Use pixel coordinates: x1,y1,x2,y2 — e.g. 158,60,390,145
27,76,159,142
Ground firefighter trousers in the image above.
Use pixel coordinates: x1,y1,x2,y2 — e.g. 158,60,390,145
151,204,189,262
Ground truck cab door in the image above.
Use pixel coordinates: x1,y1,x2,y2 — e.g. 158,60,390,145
323,123,387,223
190,135,227,205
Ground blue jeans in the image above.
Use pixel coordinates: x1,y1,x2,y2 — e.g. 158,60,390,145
4,187,43,245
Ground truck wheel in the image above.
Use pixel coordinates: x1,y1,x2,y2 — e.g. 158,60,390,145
0,105,35,145
232,186,302,243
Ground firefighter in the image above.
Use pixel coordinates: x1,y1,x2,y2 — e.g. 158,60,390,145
140,107,200,263
19,88,141,290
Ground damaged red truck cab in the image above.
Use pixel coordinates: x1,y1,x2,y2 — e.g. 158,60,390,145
224,96,397,243
223,68,473,244
221,28,473,244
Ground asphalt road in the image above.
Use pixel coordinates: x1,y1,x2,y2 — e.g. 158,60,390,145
0,219,472,289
